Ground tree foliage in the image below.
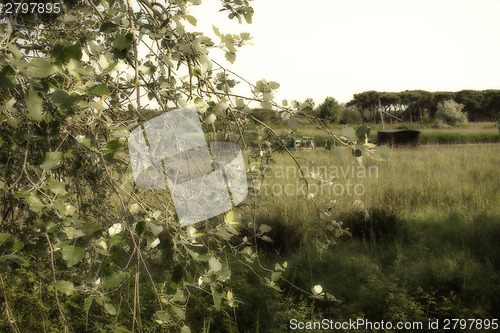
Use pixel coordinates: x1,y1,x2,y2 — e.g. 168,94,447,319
435,100,468,126
0,1,379,331
348,89,500,124
317,96,343,123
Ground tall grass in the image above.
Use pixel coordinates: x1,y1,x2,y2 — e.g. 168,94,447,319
252,144,500,225
237,144,500,329
288,122,500,146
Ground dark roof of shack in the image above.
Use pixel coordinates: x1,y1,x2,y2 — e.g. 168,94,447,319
378,129,421,133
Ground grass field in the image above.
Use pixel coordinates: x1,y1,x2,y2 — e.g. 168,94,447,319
286,122,500,146
251,144,500,224
235,144,500,331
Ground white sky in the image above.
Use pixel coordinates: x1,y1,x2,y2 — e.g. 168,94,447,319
190,0,500,104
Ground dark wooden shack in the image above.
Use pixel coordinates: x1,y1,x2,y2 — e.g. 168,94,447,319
377,129,421,147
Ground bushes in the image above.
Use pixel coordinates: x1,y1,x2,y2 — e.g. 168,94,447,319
435,100,468,126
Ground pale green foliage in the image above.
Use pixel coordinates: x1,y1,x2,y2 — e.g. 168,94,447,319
0,0,379,331
435,99,468,126
340,105,363,124
317,96,344,123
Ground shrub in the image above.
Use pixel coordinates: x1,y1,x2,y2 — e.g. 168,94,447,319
317,97,344,123
340,105,363,124
435,100,468,126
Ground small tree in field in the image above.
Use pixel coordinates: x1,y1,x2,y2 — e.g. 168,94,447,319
435,99,468,126
317,96,343,123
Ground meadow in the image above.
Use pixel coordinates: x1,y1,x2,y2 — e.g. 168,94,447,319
284,122,500,147
231,142,500,332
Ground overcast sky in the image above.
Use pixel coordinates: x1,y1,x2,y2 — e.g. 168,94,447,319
190,0,500,104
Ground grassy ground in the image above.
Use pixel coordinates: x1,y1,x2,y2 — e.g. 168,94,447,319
251,144,500,222
285,122,500,146
235,144,500,331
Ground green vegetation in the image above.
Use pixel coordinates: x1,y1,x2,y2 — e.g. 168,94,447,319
435,99,468,126
1,1,499,332
346,89,500,124
279,122,500,147
242,145,500,330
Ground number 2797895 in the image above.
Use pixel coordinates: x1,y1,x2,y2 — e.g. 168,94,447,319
1,2,61,15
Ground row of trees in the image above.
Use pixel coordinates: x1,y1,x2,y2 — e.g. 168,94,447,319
309,90,500,125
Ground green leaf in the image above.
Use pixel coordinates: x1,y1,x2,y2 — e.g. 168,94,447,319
52,42,82,62
260,101,273,109
15,190,31,199
268,81,280,90
212,287,221,311
61,245,85,267
53,280,75,296
225,52,236,64
47,177,67,195
53,200,76,216
89,101,106,111
110,232,127,246
26,90,43,121
171,305,185,320
8,44,23,59
67,59,93,77
44,221,58,233
103,302,117,315
259,224,272,233
40,151,63,170
0,233,13,245
1,254,29,266
83,296,94,319
10,239,23,252
100,22,119,33
186,15,197,26
88,84,110,96
224,210,234,224
64,227,84,238
26,194,44,212
27,58,55,78
113,33,133,50
6,117,22,128
240,32,251,40
209,257,222,272
128,203,140,215
51,90,79,110
156,310,171,323
81,222,102,235
271,271,281,282
0,66,16,89
261,235,272,242
106,140,123,153
244,12,253,24
103,271,127,289
356,125,371,141
212,25,221,37
341,127,357,140
100,0,110,9
181,326,192,333
377,145,391,160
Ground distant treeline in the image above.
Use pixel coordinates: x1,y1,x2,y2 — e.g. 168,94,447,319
347,90,500,123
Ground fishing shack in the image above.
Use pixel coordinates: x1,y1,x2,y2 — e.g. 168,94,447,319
377,129,420,147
